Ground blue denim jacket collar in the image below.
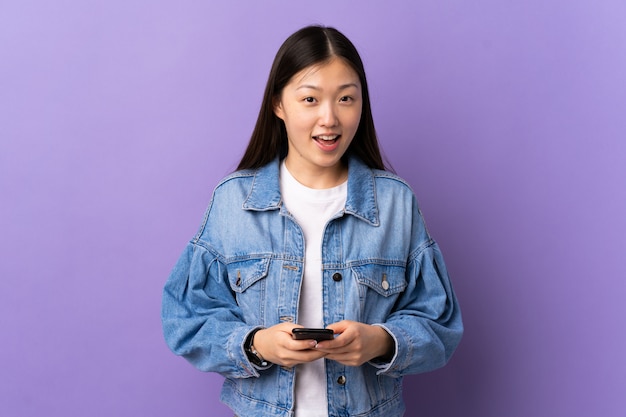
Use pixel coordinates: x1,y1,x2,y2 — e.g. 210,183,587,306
242,156,380,226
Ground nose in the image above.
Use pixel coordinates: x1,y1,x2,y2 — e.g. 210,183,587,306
318,102,338,127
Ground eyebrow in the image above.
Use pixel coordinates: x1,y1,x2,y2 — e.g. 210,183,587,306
296,83,360,91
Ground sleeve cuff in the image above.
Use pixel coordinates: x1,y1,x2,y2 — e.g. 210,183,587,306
368,324,398,374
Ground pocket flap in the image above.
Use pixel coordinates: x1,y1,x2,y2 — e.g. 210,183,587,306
227,257,270,293
351,263,407,296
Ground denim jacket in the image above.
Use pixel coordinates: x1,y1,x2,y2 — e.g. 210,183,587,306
161,157,463,417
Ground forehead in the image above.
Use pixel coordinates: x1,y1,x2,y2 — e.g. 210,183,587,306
290,58,360,88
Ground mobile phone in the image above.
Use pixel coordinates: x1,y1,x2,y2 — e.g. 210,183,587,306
291,328,334,341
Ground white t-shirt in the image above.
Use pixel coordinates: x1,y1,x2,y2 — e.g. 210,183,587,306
280,162,347,417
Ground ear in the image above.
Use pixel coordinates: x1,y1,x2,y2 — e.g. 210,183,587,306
273,97,285,121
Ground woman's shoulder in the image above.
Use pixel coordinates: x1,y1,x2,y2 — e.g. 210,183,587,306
209,168,260,199
216,168,257,187
215,159,279,190
209,161,281,209
371,168,415,193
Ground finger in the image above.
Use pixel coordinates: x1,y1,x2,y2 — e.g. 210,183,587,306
325,320,351,334
290,339,318,351
315,330,353,350
279,347,327,367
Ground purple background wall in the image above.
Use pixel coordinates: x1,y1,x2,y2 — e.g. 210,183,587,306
1,1,625,416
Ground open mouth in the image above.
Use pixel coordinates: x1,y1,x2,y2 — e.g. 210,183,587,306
313,134,340,145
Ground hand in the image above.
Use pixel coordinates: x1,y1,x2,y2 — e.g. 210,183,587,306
252,323,327,368
313,320,394,367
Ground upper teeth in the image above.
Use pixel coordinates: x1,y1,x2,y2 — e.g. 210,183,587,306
316,135,338,141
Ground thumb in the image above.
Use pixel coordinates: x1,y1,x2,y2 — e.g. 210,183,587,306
326,320,351,334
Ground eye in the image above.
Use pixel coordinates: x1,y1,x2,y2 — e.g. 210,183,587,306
339,96,353,103
303,97,316,103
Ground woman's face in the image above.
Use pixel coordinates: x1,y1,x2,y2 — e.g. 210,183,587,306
274,58,362,186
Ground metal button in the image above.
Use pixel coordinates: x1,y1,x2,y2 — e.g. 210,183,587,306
381,273,389,290
337,375,346,385
332,273,342,282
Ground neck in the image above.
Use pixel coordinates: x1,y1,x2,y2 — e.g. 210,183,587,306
283,159,348,189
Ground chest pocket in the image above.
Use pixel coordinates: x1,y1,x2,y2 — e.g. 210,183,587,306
227,257,271,293
352,263,407,298
350,263,408,322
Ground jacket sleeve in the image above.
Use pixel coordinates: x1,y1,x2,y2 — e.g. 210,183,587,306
161,240,262,378
374,200,463,378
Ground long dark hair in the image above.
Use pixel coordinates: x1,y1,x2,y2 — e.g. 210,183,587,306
237,25,387,171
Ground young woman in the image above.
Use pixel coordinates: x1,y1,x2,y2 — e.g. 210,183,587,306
162,25,463,417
